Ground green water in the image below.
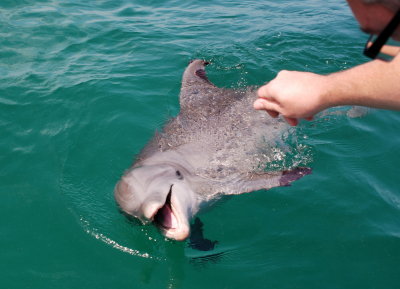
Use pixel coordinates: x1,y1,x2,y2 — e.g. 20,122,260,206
1,0,400,288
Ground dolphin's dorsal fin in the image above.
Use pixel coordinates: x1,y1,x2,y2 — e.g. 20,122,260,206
179,60,245,121
181,60,213,89
194,64,212,84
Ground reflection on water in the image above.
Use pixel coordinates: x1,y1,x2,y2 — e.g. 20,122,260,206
189,251,228,267
79,216,159,259
188,218,218,251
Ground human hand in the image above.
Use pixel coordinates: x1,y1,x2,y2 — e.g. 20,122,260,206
253,70,330,126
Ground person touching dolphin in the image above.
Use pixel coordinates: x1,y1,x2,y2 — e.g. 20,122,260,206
115,60,311,241
254,0,400,126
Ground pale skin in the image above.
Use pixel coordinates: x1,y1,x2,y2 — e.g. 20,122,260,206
254,0,400,126
367,43,400,56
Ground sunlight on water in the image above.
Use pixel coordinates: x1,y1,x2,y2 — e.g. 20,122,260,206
79,216,161,260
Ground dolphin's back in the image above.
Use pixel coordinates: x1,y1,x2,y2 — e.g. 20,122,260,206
136,61,289,194
116,60,311,241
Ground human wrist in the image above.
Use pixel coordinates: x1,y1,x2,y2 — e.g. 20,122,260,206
322,71,353,108
315,73,342,111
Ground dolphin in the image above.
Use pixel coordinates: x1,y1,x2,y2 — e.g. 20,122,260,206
115,60,311,241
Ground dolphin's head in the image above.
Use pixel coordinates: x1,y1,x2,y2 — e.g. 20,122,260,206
115,164,198,241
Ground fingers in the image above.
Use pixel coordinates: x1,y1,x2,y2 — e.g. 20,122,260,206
254,97,297,125
254,97,313,126
257,85,270,99
253,100,279,118
254,82,314,126
266,110,279,118
253,98,280,114
256,85,282,118
284,116,298,126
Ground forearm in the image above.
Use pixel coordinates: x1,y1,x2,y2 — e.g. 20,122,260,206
254,54,400,126
325,54,400,110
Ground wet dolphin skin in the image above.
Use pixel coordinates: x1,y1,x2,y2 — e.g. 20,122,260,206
115,60,311,241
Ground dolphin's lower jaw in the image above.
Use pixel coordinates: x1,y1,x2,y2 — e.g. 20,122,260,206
150,187,190,241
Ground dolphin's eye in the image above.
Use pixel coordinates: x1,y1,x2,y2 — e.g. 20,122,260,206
176,170,183,180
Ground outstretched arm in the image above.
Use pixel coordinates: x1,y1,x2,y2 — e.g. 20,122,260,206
254,53,400,126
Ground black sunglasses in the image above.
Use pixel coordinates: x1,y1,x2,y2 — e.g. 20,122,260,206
363,9,400,59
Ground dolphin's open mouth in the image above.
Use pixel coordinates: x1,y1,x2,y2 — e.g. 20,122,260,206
153,186,179,230
152,185,190,240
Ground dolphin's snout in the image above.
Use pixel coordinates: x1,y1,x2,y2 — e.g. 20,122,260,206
114,179,136,214
149,184,191,241
154,188,179,230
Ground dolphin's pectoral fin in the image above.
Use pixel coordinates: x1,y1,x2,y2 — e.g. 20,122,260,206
221,167,312,195
188,217,218,251
280,167,312,186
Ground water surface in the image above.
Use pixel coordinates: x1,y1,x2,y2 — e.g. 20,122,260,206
1,0,400,288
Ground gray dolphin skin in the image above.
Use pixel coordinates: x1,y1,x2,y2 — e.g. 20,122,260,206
115,60,311,241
